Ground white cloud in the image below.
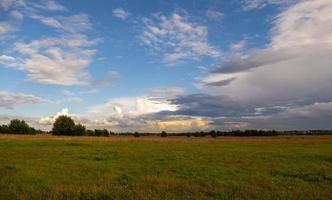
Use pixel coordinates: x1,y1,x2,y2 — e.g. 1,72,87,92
149,87,185,98
38,108,69,125
112,8,130,20
140,12,221,64
79,89,99,94
0,21,14,35
89,96,178,118
0,55,16,64
31,14,91,33
38,108,90,126
7,34,98,85
9,10,24,20
230,39,246,50
61,89,74,97
0,0,18,11
206,9,224,21
43,0,67,11
0,91,51,109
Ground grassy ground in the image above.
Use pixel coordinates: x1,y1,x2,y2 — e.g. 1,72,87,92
0,135,331,200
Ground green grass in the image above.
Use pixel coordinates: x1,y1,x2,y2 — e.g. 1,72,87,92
0,136,331,200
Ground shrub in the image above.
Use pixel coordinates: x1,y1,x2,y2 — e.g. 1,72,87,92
134,132,140,137
52,115,75,135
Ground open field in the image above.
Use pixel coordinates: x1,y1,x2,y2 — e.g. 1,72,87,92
0,135,331,200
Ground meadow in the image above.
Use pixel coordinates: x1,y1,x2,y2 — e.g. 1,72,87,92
0,135,331,200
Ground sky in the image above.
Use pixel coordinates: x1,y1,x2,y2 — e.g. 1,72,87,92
0,0,332,132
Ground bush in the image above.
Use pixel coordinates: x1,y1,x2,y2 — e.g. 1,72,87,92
52,115,75,135
161,131,167,137
134,132,140,137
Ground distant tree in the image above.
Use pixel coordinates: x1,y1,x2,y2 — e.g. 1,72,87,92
134,132,140,137
73,124,86,136
0,125,9,134
210,130,217,138
52,115,75,135
86,129,95,136
161,131,167,137
8,119,30,134
102,129,109,137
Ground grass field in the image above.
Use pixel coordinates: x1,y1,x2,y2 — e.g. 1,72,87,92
0,135,331,200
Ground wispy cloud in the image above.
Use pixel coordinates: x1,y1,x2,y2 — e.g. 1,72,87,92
112,8,130,20
240,0,297,10
79,89,99,95
140,12,221,64
90,70,120,86
42,0,67,11
230,39,246,51
0,90,51,109
31,14,92,33
205,9,224,21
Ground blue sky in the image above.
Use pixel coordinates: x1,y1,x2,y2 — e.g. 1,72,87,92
1,0,332,132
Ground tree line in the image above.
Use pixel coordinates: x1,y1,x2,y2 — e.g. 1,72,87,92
0,119,44,135
0,115,331,137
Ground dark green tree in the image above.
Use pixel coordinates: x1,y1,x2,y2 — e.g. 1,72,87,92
161,131,167,137
8,119,30,134
210,130,217,138
52,115,75,135
134,132,140,137
73,124,86,136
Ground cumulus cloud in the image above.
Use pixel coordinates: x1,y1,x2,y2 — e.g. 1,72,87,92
88,96,178,118
112,8,130,20
38,108,89,126
0,91,51,109
140,12,220,64
8,35,98,85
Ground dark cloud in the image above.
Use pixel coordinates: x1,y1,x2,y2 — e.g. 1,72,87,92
211,48,297,74
204,78,236,87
